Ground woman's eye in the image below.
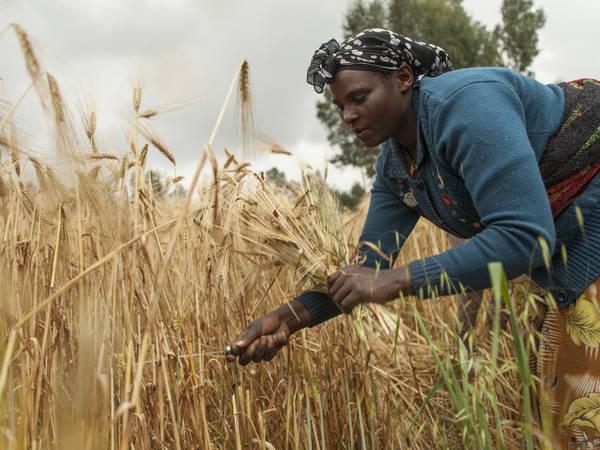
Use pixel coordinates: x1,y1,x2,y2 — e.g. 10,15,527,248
353,95,366,104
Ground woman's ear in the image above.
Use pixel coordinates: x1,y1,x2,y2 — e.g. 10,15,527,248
395,64,414,92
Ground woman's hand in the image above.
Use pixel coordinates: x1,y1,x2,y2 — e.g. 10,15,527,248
226,299,312,365
327,265,412,314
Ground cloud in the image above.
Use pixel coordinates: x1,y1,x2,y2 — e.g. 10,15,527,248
2,1,347,173
3,0,599,191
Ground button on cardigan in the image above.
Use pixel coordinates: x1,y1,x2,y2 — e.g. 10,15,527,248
299,68,600,327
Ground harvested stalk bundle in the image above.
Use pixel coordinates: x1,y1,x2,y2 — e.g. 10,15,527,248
219,167,358,294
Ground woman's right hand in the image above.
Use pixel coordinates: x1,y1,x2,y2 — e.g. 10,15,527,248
226,299,312,365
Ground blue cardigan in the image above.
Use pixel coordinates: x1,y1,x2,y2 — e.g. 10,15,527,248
300,67,600,326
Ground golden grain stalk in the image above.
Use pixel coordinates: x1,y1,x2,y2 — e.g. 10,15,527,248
150,138,175,166
138,109,157,119
87,165,100,179
259,133,292,155
140,143,149,166
270,144,292,155
132,83,143,113
86,153,119,161
12,24,40,79
46,74,65,123
119,154,129,180
237,59,256,156
82,106,98,152
0,177,7,198
137,122,175,167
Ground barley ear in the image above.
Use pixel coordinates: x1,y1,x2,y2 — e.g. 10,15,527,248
29,157,46,187
132,85,143,113
239,60,250,105
119,155,129,181
85,110,97,152
140,144,149,167
87,165,100,179
12,24,40,79
139,109,157,119
237,59,256,156
88,153,119,161
10,147,20,176
150,138,175,167
47,74,65,123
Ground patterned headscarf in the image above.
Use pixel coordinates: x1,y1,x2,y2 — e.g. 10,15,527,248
307,28,453,93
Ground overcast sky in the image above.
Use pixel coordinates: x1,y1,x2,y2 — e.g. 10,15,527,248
2,0,599,190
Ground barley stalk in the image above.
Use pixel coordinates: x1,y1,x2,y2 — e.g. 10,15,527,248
0,177,7,198
12,24,40,79
133,85,142,113
140,143,149,166
46,74,65,123
150,138,175,166
87,153,119,161
139,109,157,119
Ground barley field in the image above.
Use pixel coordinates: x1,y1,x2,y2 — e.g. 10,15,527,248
0,25,546,449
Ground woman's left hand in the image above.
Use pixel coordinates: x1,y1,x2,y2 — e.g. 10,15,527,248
327,265,412,314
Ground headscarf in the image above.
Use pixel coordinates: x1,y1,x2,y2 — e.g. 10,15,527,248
306,28,453,93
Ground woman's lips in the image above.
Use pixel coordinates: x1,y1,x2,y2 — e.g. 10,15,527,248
354,128,368,139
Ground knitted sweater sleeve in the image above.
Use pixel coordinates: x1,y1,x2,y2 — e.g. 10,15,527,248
298,157,419,327
408,81,556,297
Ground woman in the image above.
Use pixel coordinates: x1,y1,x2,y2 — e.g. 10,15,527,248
227,29,600,447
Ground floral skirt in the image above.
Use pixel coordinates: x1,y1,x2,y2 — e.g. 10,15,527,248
518,278,600,448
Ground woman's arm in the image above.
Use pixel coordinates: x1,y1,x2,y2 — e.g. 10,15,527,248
326,81,558,310
227,153,420,364
226,298,312,365
298,164,419,325
408,81,556,297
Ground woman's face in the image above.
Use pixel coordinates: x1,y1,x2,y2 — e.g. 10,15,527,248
329,67,413,148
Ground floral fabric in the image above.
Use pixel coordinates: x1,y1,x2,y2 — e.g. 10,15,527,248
515,279,600,448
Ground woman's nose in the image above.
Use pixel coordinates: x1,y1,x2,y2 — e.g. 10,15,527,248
342,108,358,125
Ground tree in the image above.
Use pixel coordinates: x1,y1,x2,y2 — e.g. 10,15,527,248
344,0,387,36
495,0,546,75
129,169,182,199
317,0,544,179
335,182,366,210
387,0,502,69
265,166,365,211
149,170,166,198
265,167,288,189
318,0,390,179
